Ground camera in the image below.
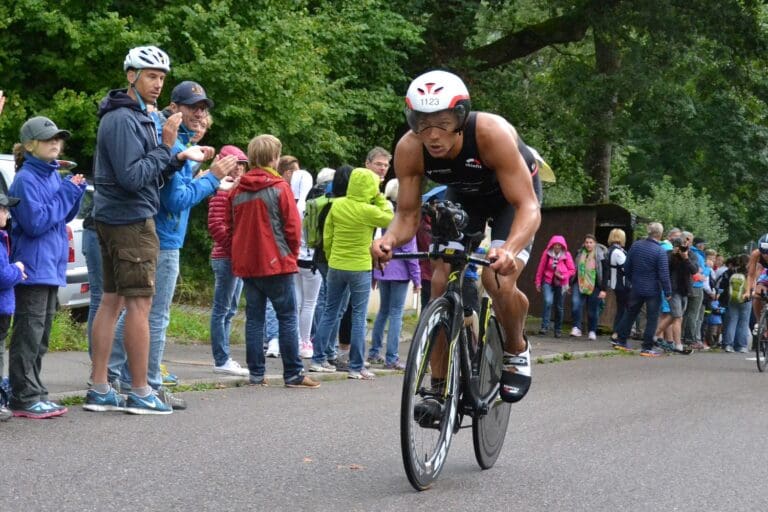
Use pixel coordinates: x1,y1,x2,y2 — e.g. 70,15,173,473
424,200,468,241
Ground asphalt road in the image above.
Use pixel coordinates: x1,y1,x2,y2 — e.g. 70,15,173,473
3,352,766,512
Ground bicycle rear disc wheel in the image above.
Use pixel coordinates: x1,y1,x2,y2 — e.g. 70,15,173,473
757,313,768,372
472,315,512,469
401,297,461,491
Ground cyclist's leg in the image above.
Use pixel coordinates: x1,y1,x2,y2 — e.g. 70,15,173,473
483,200,534,403
752,279,768,327
482,199,531,355
427,259,450,379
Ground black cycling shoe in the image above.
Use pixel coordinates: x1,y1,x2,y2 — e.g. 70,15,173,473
414,397,444,429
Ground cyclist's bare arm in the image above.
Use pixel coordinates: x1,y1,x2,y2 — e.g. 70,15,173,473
476,113,541,274
747,249,761,296
371,133,423,265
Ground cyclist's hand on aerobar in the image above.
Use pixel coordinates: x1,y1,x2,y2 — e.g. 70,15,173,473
487,247,518,276
371,237,394,271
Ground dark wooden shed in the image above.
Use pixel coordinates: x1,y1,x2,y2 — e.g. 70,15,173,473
519,204,638,331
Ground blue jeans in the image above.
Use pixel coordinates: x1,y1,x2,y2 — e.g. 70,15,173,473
370,280,409,365
82,227,103,358
571,285,603,333
723,300,751,351
311,259,345,360
210,258,243,367
312,268,370,371
265,300,279,343
540,283,565,333
109,249,179,390
243,274,303,382
616,292,661,350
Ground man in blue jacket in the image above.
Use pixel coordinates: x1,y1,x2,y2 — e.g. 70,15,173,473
86,46,194,415
612,222,672,356
107,81,237,409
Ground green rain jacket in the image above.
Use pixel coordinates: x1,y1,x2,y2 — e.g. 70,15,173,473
324,168,394,271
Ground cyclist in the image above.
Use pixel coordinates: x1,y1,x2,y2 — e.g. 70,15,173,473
747,234,768,330
371,70,542,405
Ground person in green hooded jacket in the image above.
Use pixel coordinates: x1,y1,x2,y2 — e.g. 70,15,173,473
309,168,393,380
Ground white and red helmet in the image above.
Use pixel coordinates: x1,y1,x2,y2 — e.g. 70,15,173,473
405,70,471,132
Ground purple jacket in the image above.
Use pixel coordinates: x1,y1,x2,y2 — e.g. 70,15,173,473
373,235,420,286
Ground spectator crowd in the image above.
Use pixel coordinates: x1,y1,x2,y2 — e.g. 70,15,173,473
0,45,422,419
535,223,757,357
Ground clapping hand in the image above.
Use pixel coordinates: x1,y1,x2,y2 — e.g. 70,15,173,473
179,145,216,163
14,261,27,280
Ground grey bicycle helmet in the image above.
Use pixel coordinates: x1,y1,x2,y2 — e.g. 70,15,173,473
123,46,171,73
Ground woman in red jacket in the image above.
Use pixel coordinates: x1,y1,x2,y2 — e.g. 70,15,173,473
207,145,249,376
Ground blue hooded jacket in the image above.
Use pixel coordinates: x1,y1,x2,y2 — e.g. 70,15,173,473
154,115,220,250
93,89,180,224
0,230,24,314
9,155,85,286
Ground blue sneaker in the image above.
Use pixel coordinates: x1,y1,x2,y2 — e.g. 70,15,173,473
11,400,66,419
160,364,179,387
44,401,68,415
125,392,173,415
83,388,127,412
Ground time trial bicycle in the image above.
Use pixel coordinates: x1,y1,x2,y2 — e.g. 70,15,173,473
390,200,512,491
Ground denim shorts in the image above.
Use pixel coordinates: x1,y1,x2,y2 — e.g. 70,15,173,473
96,219,159,297
669,293,688,318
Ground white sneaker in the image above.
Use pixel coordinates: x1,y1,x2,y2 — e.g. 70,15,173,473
213,358,249,376
570,327,582,337
588,331,597,341
266,339,280,358
309,361,336,373
299,340,314,359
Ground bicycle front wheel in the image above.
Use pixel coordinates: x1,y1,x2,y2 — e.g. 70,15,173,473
757,311,768,372
401,297,461,491
472,315,512,469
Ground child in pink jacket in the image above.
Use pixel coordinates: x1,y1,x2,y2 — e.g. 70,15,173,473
535,235,575,337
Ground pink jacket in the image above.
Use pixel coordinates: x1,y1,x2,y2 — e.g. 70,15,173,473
535,235,576,288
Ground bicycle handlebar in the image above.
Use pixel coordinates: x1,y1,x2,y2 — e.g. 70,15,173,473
390,250,491,267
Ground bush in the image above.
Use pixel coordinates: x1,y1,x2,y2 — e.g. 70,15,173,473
49,311,88,352
614,176,728,249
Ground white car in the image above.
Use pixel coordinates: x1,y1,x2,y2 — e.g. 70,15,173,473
0,153,90,318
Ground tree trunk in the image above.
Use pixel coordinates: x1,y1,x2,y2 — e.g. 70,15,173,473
583,29,620,203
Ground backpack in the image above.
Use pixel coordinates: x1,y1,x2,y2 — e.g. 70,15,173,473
303,194,332,250
728,271,747,304
606,245,629,292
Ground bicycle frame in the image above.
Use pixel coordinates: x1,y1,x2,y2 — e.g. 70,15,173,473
392,239,498,420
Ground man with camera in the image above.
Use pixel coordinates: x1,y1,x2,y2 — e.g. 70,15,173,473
371,70,541,404
654,236,698,351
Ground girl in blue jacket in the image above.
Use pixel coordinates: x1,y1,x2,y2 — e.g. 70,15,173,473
7,116,85,419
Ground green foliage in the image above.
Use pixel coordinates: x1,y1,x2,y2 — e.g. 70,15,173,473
49,311,88,352
0,0,421,171
615,176,728,250
2,0,768,285
166,304,211,344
